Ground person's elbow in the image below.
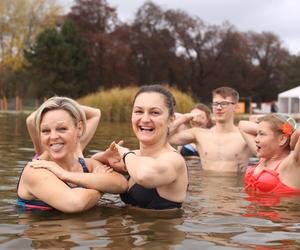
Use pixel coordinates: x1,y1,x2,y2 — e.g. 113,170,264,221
59,190,100,213
26,113,35,128
238,120,250,132
119,176,128,193
168,135,178,145
238,120,246,129
95,108,101,121
109,175,128,193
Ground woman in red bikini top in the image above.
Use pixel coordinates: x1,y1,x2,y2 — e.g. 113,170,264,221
239,113,300,194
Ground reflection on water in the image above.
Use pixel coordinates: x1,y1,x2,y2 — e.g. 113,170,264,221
1,113,300,249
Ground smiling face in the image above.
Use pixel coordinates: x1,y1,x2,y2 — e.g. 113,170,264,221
40,109,82,160
212,94,236,123
255,121,282,158
132,92,172,145
190,109,209,128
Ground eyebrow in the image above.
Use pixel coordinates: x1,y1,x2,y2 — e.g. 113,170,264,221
134,105,162,110
40,121,67,126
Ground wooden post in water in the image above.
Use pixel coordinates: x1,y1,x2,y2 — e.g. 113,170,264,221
3,96,8,111
16,96,20,111
15,95,23,111
18,96,22,111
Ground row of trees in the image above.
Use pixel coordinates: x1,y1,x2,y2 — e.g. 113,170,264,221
1,0,300,105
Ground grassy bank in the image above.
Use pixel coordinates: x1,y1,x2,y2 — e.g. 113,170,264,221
77,86,195,122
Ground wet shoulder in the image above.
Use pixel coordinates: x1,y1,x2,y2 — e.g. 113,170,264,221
158,150,186,167
21,163,57,187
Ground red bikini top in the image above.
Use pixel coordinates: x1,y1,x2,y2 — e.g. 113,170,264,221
244,162,300,194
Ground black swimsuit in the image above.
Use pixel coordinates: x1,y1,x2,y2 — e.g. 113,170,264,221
120,150,187,210
16,157,89,210
120,183,182,210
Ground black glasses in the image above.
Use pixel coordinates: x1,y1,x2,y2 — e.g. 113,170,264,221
212,101,235,108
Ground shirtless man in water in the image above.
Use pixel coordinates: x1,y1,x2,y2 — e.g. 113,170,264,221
170,87,252,172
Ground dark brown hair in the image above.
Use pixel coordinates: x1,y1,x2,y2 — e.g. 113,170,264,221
212,87,239,103
133,85,176,116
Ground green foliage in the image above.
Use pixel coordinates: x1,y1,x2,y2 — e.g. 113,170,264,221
78,87,135,122
77,86,195,121
0,0,61,70
24,21,90,98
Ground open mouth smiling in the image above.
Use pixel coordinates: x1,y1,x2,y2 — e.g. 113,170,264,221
50,143,64,151
139,126,154,132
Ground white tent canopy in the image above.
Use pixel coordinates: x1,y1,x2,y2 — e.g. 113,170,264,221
278,86,300,113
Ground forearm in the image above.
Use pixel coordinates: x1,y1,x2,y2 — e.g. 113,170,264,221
238,121,257,155
82,105,101,120
291,129,300,162
26,168,101,213
169,132,194,146
92,151,109,165
79,105,101,150
170,114,190,134
59,188,100,213
290,128,300,150
238,120,258,136
63,172,128,193
26,111,43,155
79,190,101,211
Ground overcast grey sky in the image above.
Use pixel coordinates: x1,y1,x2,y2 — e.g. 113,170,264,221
58,0,300,55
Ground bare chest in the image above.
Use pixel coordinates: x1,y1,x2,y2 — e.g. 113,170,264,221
197,132,249,161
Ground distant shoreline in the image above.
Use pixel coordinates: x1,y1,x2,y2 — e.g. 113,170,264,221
1,110,299,123
0,110,31,115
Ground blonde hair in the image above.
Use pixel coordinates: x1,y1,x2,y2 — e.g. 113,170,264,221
34,96,86,135
259,113,297,149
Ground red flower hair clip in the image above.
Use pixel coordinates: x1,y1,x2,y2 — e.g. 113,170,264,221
280,122,293,136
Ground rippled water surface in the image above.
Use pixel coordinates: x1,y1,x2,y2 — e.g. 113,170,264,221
1,112,300,249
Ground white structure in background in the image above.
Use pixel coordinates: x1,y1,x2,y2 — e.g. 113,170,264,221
278,86,300,113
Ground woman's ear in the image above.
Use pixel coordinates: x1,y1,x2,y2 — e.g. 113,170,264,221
77,121,84,138
169,114,175,123
279,134,289,147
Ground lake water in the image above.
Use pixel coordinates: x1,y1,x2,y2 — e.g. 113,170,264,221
1,112,300,249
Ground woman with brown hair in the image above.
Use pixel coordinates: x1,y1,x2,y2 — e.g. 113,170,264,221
96,85,188,209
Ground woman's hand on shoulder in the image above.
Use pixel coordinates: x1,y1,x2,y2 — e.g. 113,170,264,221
29,160,67,181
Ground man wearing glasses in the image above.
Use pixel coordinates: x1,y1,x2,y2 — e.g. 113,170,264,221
170,86,252,172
